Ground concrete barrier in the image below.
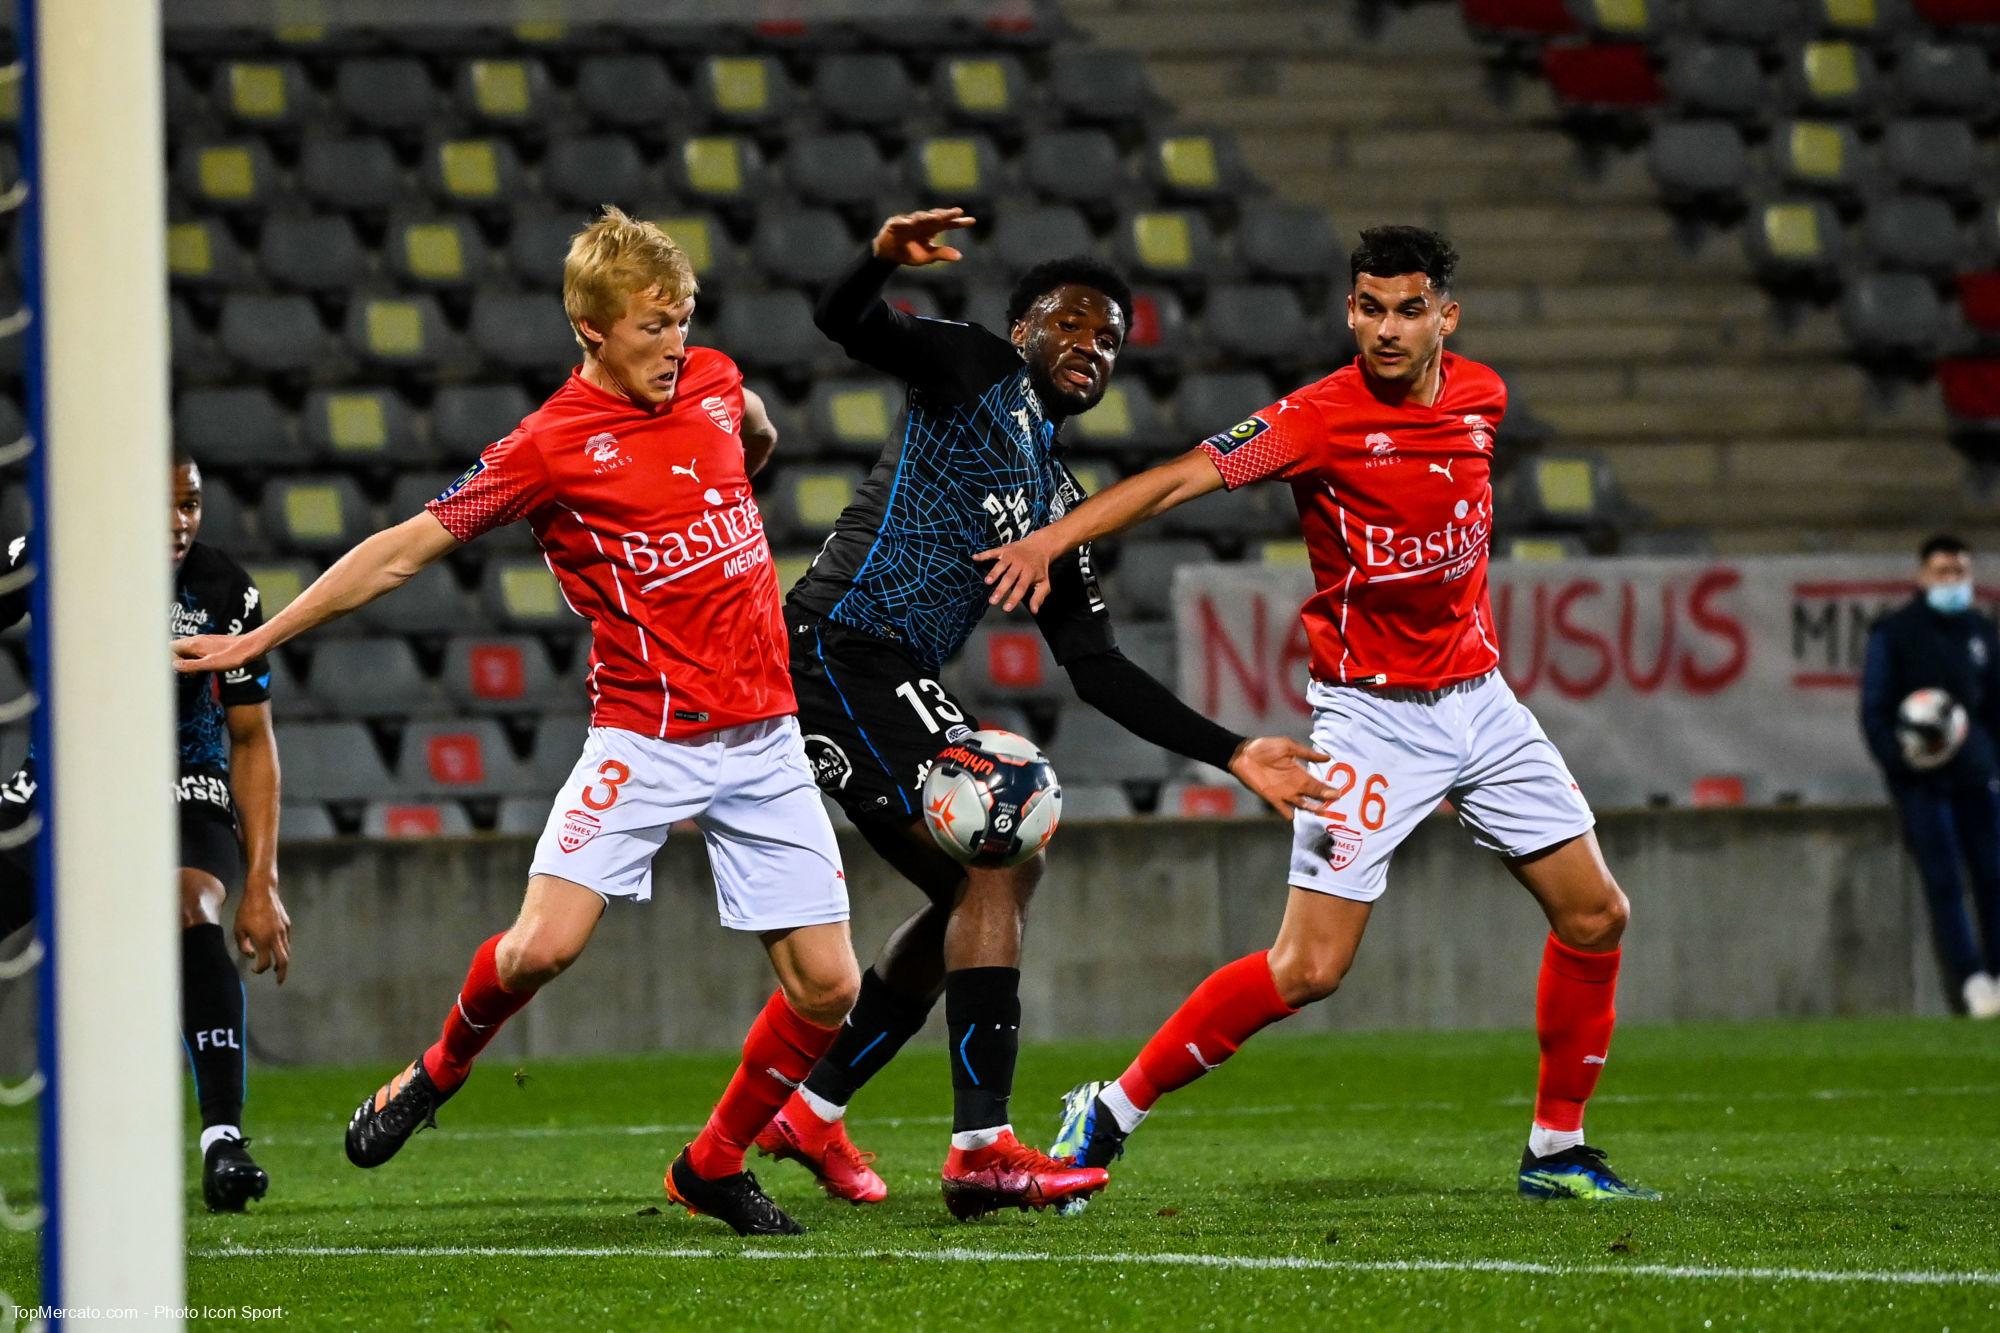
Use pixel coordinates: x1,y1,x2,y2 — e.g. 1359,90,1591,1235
213,805,1944,1068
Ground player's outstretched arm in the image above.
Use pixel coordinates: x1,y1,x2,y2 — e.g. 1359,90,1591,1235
225,700,289,983
978,447,1225,613
173,511,460,674
742,387,778,479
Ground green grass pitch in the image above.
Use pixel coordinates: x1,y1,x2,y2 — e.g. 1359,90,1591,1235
1,1016,1995,1329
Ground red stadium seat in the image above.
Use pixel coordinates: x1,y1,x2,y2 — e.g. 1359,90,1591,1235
1540,44,1667,108
986,630,1046,690
425,732,488,788
1690,775,1746,807
1461,0,1579,36
1914,0,2000,24
1958,273,2000,334
1939,359,2000,422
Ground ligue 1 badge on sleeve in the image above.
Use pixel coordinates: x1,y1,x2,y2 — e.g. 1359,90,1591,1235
1204,415,1269,455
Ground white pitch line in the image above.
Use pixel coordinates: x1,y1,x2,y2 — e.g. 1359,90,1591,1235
189,1244,2000,1289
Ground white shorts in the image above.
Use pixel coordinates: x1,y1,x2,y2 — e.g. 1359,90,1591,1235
529,717,849,933
1288,671,1595,904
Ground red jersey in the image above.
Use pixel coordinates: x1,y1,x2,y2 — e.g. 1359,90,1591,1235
426,347,791,738
1198,352,1506,691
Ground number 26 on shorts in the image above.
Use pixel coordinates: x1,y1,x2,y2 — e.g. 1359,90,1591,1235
581,759,631,811
1324,762,1388,831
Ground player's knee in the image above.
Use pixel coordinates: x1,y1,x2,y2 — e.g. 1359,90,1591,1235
495,928,580,990
1559,881,1629,952
178,876,224,930
1268,948,1348,1007
785,961,861,1027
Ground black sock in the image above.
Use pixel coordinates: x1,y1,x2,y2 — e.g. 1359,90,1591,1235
801,967,937,1110
945,966,1021,1134
181,923,245,1131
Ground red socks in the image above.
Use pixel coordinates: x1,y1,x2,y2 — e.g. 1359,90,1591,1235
1116,951,1298,1111
688,989,840,1179
1533,932,1620,1132
421,933,535,1094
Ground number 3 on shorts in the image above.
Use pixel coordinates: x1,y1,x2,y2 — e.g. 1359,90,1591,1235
581,759,631,811
1324,762,1389,831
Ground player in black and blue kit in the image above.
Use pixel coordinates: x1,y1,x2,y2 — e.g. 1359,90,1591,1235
0,449,290,1211
766,207,1332,1215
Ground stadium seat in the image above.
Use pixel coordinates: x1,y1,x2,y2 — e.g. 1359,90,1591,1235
238,559,318,621
196,481,258,554
494,796,549,835
1146,132,1244,202
524,714,591,793
1118,287,1193,366
433,383,533,456
505,207,592,290
1047,48,1155,124
1746,199,1846,277
215,59,313,129
673,136,763,208
1687,0,1798,42
302,387,425,466
1959,272,2000,335
306,636,444,718
384,214,488,289
176,139,276,212
1068,381,1168,456
696,55,794,127
362,800,475,839
1236,200,1342,284
217,293,331,374
1105,538,1210,619
1115,209,1219,285
455,57,555,130
784,132,894,209
1775,119,1867,193
386,472,459,523
1540,44,1666,108
812,54,916,129
400,719,532,797
439,634,567,714
1939,358,2000,425
482,557,578,630
176,387,302,470
421,136,526,207
1161,481,1286,542
281,802,339,841
470,289,582,375
1060,784,1137,819
1050,705,1174,784
161,60,207,130
1860,195,1964,274
261,476,372,554
805,379,900,457
768,465,863,545
542,133,650,210
1840,271,1946,355
166,218,254,291
1172,371,1278,435
359,564,483,634
990,205,1097,277
1511,455,1619,528
1463,0,1581,36
344,294,459,372
258,213,370,293
647,211,740,285
1911,0,2000,27
752,208,859,288
297,135,404,213
1881,118,1979,195
1205,283,1316,365
1567,0,1659,37
1157,776,1248,819
334,57,441,133
932,56,1027,125
1663,43,1767,118
904,135,1005,207
1815,0,1916,41
1647,121,1752,201
958,625,1060,701
1023,130,1127,207
1119,620,1175,679
1895,41,1994,114
1785,39,1880,115
575,54,686,131
715,290,840,374
279,720,396,803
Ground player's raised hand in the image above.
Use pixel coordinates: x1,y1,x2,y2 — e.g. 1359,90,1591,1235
173,632,259,675
975,532,1059,613
1228,736,1336,818
235,873,291,984
872,206,976,267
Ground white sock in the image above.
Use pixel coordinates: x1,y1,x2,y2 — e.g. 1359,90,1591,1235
798,1086,845,1123
200,1124,242,1155
1100,1080,1148,1135
951,1124,1009,1151
1528,1123,1585,1159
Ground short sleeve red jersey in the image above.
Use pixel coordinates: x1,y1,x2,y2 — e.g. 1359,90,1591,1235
1197,352,1506,690
427,347,791,738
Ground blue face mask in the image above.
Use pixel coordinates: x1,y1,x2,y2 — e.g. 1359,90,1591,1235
1927,580,1974,615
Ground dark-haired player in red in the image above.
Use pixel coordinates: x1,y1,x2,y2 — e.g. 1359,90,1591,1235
980,225,1659,1203
175,208,861,1236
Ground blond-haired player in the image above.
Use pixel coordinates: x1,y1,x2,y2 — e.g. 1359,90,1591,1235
175,207,861,1236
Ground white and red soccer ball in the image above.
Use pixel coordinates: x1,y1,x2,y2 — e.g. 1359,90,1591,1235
921,729,1062,867
1897,688,1969,771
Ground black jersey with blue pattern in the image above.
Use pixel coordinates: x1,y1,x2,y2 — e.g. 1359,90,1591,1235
787,254,1115,673
172,542,271,777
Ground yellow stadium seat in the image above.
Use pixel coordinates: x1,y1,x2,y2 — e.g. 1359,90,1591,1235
1157,137,1219,192
794,473,855,528
1131,213,1192,271
0,65,19,125
683,138,744,195
1586,0,1649,32
243,564,308,616
364,301,424,357
438,141,500,199
167,223,213,280
1259,540,1312,567
920,139,981,194
228,64,288,120
947,60,1008,112
830,389,889,443
709,58,770,115
1073,386,1133,441
1802,41,1860,99
514,21,567,43
284,485,346,542
1788,122,1846,181
402,224,465,282
323,393,387,454
656,216,714,274
1066,462,1110,498
502,565,560,620
1822,0,1877,27
469,61,530,118
197,147,256,202
1763,204,1824,261
1534,460,1594,516
1506,538,1573,562
773,553,815,592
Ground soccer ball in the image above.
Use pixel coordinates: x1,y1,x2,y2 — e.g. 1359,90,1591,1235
1897,688,1969,771
921,729,1062,867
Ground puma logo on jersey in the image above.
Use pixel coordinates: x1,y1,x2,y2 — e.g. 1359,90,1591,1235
671,460,700,483
1429,461,1455,482
1277,398,1300,413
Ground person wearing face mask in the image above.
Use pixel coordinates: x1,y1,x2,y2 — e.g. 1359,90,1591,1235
1861,534,2000,1018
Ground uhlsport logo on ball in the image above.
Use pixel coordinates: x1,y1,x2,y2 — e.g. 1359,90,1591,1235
920,729,1062,867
